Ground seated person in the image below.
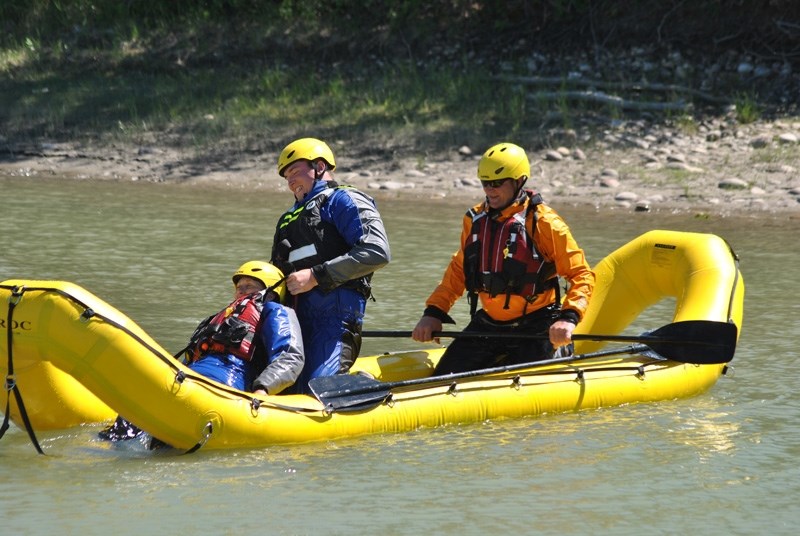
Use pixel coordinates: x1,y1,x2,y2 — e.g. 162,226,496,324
99,261,304,441
185,260,304,394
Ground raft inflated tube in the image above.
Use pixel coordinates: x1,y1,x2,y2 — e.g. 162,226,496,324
1,283,118,429
0,230,744,450
574,229,744,355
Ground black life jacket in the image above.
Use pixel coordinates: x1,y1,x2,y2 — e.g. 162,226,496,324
462,191,558,315
272,184,372,297
185,291,266,362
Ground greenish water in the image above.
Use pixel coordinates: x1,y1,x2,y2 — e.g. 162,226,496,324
1,176,798,535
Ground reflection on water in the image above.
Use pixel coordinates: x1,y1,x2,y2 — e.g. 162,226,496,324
1,175,799,534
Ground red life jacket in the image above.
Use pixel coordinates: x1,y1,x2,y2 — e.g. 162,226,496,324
463,191,557,313
186,291,266,362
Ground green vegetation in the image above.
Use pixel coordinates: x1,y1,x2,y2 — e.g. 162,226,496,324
0,54,536,154
749,145,799,167
673,115,699,136
734,93,762,124
658,168,695,199
1,1,798,157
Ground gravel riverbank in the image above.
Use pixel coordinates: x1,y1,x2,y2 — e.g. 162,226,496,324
2,114,798,219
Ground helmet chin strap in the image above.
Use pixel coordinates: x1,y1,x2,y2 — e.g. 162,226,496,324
294,160,327,202
264,275,287,303
516,176,528,194
490,176,528,212
312,160,326,182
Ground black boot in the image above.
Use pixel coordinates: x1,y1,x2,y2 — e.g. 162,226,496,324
98,415,143,441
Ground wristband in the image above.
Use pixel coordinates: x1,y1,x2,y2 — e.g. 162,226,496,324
423,305,456,324
557,309,580,325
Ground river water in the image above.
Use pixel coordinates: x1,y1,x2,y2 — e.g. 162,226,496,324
0,175,797,535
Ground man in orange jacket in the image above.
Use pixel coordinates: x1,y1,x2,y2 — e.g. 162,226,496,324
412,142,595,374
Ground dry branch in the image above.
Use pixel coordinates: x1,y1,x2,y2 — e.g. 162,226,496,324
528,90,691,112
495,74,729,104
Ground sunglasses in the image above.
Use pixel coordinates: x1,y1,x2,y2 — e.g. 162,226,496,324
482,178,513,189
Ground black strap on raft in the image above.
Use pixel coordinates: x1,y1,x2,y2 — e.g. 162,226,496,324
1,286,45,455
0,282,322,455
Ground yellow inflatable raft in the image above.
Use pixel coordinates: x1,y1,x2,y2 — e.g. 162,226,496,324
0,230,744,451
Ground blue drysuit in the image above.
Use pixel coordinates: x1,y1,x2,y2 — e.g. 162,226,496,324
272,180,391,394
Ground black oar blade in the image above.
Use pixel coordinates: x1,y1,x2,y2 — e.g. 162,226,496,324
647,320,738,364
309,374,392,412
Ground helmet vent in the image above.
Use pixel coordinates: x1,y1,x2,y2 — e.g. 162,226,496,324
494,166,505,175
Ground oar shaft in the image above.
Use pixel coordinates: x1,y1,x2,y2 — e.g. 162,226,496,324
314,320,737,409
314,344,653,398
362,331,702,344
361,320,736,365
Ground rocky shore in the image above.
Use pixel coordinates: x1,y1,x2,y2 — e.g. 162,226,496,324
4,32,800,220
2,114,798,219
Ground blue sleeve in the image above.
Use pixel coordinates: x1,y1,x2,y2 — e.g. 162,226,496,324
323,189,368,246
251,302,304,395
314,188,391,290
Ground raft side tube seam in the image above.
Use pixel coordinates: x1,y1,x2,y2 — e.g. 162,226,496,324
2,285,322,415
371,363,665,408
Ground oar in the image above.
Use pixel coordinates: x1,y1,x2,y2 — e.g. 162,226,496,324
310,343,659,412
362,320,737,366
312,321,737,412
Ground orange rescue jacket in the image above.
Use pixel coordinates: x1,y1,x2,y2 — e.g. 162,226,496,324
425,193,595,323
